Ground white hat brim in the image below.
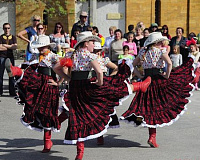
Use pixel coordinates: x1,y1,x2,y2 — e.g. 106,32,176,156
144,37,169,47
30,42,56,49
74,36,101,49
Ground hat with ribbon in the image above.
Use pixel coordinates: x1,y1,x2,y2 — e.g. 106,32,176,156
73,31,101,49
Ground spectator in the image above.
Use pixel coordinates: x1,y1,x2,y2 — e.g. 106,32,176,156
124,24,134,39
122,32,137,57
87,26,93,32
70,28,80,48
134,25,144,53
49,22,70,53
136,21,145,30
29,23,45,56
71,11,89,38
0,23,17,96
149,23,158,33
170,45,182,68
140,28,150,48
187,39,200,90
104,26,116,57
109,29,126,65
170,27,188,62
188,32,196,40
92,26,105,47
17,15,40,61
161,25,171,40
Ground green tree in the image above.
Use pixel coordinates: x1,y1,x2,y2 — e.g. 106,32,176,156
18,0,68,18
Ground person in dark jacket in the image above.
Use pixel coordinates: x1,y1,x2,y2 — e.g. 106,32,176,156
71,11,89,39
170,27,188,62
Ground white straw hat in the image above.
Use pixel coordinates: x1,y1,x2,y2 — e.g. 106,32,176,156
80,11,88,17
144,32,169,47
61,43,70,48
94,42,102,49
73,31,101,49
30,35,56,49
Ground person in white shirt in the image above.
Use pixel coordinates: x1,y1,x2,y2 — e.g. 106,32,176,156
170,45,182,68
103,26,117,57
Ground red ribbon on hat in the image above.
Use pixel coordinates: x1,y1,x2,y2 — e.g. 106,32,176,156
186,38,196,46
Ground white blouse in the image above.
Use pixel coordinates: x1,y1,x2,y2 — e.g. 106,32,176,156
138,47,166,69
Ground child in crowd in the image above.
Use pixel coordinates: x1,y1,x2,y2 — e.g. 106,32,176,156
70,28,80,48
122,32,137,58
57,43,74,57
170,45,182,68
118,45,134,60
118,45,134,80
161,39,170,73
188,41,200,90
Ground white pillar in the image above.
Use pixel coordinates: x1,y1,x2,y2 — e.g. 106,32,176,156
89,0,97,26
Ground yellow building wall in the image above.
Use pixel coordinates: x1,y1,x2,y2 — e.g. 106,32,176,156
45,0,75,36
161,0,188,37
126,0,155,31
126,0,200,37
189,0,200,36
16,0,75,50
16,0,45,50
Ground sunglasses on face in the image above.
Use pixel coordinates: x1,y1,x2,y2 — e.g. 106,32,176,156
33,19,40,22
38,28,44,30
3,27,10,30
56,26,62,29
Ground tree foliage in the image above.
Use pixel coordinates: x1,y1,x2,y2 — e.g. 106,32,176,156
18,0,68,17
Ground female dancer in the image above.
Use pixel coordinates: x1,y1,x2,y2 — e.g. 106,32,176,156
12,35,71,153
120,32,195,148
53,31,151,160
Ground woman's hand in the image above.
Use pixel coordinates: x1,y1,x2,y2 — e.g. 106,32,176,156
162,74,169,79
91,79,103,86
48,79,59,86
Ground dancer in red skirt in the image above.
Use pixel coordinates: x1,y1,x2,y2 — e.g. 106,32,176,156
120,32,195,148
13,35,70,153
53,31,151,160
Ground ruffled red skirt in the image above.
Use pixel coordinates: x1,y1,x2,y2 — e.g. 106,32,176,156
120,57,194,128
64,62,131,144
16,64,60,132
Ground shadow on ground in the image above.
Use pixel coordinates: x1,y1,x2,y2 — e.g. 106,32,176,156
0,138,69,160
84,134,149,148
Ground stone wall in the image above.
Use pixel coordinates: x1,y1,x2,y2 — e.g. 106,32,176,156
16,0,45,50
126,0,155,32
126,0,200,37
15,0,75,50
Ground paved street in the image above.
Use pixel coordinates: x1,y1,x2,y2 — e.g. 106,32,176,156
0,60,200,160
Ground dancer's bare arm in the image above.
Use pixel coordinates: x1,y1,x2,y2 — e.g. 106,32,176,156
162,53,172,79
90,60,103,86
106,62,118,76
